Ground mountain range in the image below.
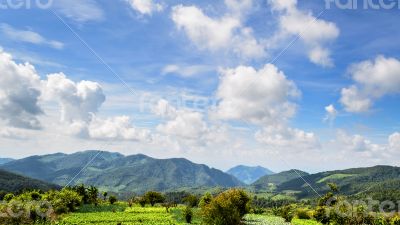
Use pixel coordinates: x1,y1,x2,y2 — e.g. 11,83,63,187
0,151,243,194
226,165,274,184
0,158,14,165
0,169,59,193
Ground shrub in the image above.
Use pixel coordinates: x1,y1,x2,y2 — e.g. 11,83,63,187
391,216,400,225
43,189,82,214
109,196,117,205
143,191,165,207
296,208,311,220
184,206,193,223
137,197,146,207
3,193,14,202
201,189,250,225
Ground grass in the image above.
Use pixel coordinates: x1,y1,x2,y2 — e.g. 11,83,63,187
291,218,323,225
244,215,290,225
317,174,355,183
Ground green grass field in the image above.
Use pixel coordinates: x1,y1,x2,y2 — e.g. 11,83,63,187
54,203,321,225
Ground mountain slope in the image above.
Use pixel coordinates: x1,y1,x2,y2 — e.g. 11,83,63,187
0,169,59,193
1,151,243,193
0,158,14,165
251,169,309,191
227,165,274,184
276,165,400,198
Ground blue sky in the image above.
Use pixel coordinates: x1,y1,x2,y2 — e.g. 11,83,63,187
0,0,399,172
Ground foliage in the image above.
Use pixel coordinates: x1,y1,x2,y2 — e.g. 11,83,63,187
391,216,400,225
183,194,199,207
184,206,193,223
144,191,165,206
43,188,82,214
201,189,251,225
108,195,117,205
291,218,322,225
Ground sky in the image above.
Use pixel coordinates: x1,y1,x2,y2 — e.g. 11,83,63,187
0,0,399,173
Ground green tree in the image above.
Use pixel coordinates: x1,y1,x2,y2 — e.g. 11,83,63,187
109,195,117,205
184,206,193,224
87,186,99,205
201,189,251,225
103,191,108,201
183,194,199,207
144,191,165,207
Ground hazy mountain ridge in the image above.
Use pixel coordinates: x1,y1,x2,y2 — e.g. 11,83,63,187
1,151,243,194
0,158,14,165
227,165,274,184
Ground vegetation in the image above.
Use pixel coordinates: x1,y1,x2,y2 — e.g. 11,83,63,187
201,189,251,225
0,169,59,193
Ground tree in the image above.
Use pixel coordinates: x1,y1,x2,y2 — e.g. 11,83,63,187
87,186,99,205
109,195,117,205
184,206,193,223
73,184,89,204
183,194,199,207
103,191,108,201
201,189,251,225
144,191,165,207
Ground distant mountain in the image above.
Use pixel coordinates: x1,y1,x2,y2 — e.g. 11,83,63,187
227,165,274,184
1,151,243,194
275,165,400,198
0,158,14,165
0,169,59,193
251,169,309,191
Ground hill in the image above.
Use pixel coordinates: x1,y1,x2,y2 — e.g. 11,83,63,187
0,158,14,165
275,165,400,198
227,165,274,184
251,169,309,191
1,151,243,194
0,169,59,193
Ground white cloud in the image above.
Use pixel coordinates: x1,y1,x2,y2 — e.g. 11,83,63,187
335,130,381,153
389,132,400,153
161,64,214,78
324,104,338,124
54,0,104,23
0,49,43,129
268,0,339,67
171,4,265,59
127,0,163,15
255,124,319,150
0,24,64,49
42,73,106,123
212,64,300,124
340,56,400,113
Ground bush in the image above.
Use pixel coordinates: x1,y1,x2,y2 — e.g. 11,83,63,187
296,208,311,220
3,193,14,202
201,189,250,225
43,189,82,214
184,206,193,223
137,197,146,207
391,216,400,225
109,196,117,205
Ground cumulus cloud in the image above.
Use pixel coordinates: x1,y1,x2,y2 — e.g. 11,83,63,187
0,49,43,129
340,56,400,113
268,0,339,67
335,130,382,153
53,0,104,23
42,73,106,123
324,104,338,124
153,99,228,144
0,24,64,49
171,4,265,59
255,124,319,150
127,0,163,15
213,64,300,124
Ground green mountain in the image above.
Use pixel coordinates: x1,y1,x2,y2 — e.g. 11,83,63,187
0,169,59,193
1,151,243,194
251,169,309,191
0,158,14,165
275,165,400,198
227,165,274,184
